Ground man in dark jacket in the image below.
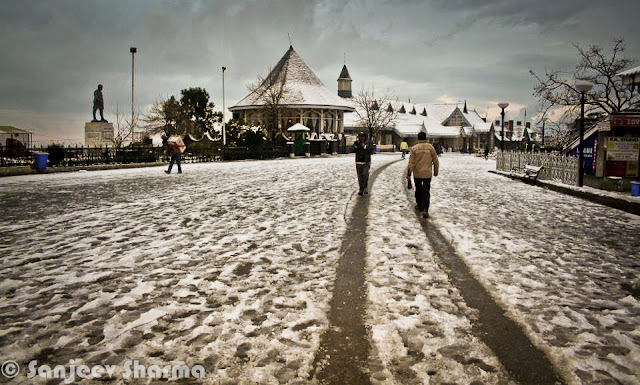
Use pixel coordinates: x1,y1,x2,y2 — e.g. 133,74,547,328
354,132,374,195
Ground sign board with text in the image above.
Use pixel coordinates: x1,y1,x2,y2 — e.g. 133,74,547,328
607,137,639,161
610,114,640,127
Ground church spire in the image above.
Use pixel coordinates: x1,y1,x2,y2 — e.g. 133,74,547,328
337,63,352,98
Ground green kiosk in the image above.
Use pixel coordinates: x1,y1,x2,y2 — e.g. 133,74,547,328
287,123,310,156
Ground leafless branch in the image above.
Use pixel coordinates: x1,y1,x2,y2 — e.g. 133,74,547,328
352,87,398,140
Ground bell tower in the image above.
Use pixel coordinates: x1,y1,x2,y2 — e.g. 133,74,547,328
337,64,352,98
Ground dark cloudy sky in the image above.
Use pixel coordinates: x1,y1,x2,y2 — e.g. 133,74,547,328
1,0,639,144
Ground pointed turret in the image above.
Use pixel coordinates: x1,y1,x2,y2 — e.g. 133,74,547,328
231,46,353,111
338,64,352,98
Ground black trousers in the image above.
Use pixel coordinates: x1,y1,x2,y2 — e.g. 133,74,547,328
356,163,370,191
414,177,432,212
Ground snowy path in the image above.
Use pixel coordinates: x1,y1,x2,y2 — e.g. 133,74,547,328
0,154,638,384
313,159,402,384
1,159,356,384
427,154,640,384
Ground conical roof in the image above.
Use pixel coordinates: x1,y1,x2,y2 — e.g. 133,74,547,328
339,65,351,80
230,46,354,111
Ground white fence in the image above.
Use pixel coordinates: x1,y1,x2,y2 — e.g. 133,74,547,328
496,151,579,186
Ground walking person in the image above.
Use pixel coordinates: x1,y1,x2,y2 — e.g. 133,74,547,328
407,132,439,219
354,132,374,195
165,135,185,174
400,140,409,159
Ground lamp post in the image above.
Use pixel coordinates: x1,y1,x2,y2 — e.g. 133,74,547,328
498,102,509,152
222,66,227,146
575,81,593,187
541,118,546,148
130,47,137,141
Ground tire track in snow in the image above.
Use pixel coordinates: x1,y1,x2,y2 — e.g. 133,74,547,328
311,157,402,385
402,173,565,385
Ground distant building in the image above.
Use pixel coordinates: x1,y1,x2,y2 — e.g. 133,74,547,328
563,113,640,180
0,126,32,154
337,64,494,152
493,119,537,151
229,46,355,140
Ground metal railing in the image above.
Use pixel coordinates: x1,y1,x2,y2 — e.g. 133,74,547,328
496,151,579,185
1,144,325,168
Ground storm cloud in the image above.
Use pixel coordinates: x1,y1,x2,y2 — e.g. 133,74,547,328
1,0,638,143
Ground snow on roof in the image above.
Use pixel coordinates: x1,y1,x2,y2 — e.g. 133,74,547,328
466,110,492,133
344,100,494,138
389,113,425,137
0,126,30,134
287,122,310,132
230,46,354,112
563,119,611,153
618,65,640,86
617,65,640,78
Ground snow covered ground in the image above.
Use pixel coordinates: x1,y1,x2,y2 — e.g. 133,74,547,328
427,154,640,385
0,159,356,384
0,153,638,384
366,157,515,384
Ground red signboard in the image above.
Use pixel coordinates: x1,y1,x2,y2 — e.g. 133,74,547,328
605,160,627,177
610,114,640,127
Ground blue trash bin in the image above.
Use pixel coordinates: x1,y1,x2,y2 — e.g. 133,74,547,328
34,152,49,171
632,181,640,197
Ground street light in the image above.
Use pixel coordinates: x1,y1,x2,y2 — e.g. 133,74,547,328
575,81,593,187
541,117,546,148
222,66,227,146
498,102,509,152
130,47,137,141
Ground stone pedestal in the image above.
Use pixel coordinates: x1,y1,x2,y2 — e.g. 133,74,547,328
85,122,114,147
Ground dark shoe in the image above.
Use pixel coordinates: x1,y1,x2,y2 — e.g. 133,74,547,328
178,171,182,174
422,210,429,219
358,190,364,196
363,187,369,195
165,170,170,174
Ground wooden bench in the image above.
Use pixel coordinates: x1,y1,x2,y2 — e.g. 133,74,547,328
511,165,543,181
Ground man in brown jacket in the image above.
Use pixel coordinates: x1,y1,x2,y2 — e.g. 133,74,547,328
407,132,439,218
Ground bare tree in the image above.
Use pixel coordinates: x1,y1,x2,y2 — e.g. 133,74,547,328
530,38,639,141
352,87,398,141
246,67,290,137
112,105,139,148
142,96,182,137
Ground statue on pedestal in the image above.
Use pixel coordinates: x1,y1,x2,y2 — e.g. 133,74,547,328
92,84,108,122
